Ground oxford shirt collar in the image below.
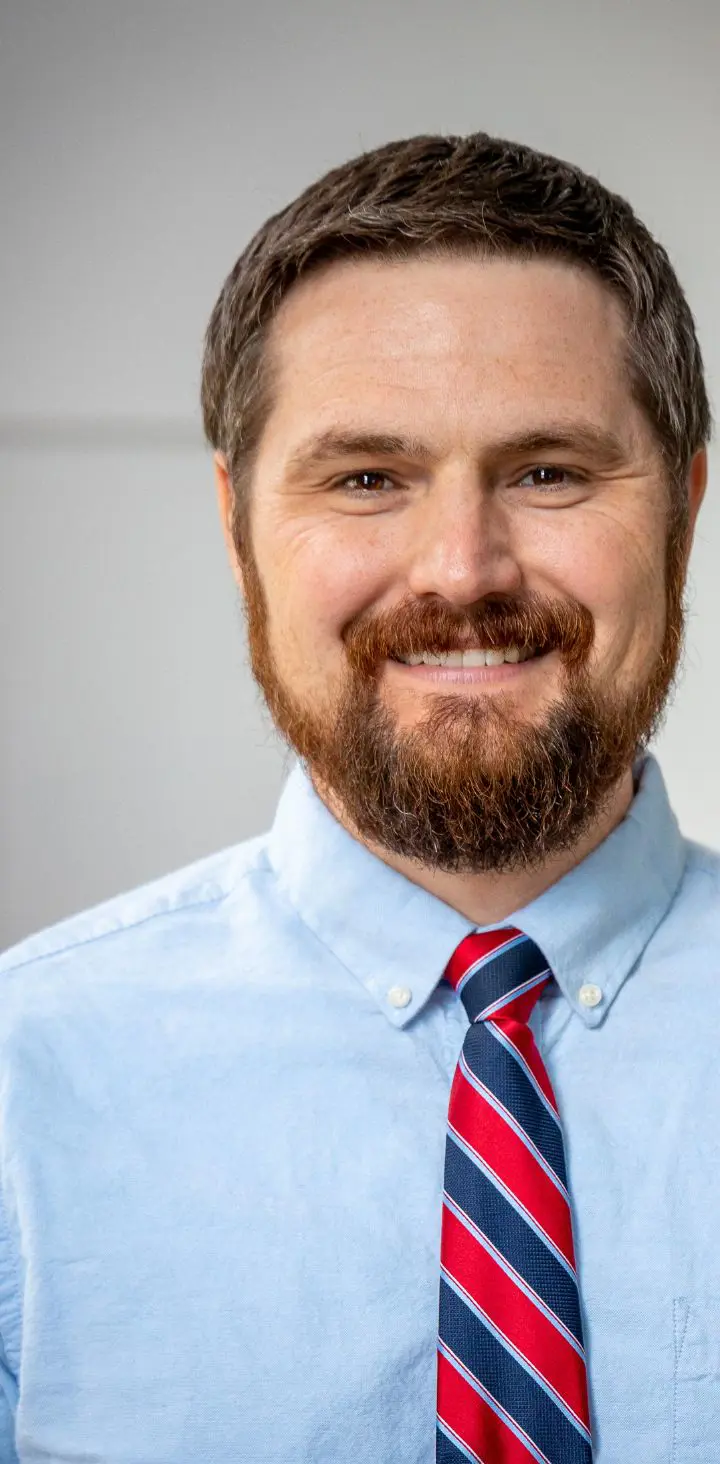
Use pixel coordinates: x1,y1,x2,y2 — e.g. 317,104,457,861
266,752,687,1031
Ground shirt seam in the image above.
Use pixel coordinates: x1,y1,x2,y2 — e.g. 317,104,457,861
0,1178,22,1382
0,890,232,978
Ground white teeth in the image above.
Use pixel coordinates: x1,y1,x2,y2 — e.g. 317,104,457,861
452,651,484,667
400,644,535,667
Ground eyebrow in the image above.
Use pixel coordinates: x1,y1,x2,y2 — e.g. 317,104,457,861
283,423,630,480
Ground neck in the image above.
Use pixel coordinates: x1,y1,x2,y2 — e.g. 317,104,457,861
318,768,636,927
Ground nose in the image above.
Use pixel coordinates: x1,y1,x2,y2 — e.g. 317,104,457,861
403,472,524,606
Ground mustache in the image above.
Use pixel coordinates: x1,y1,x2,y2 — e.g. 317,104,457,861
347,595,595,672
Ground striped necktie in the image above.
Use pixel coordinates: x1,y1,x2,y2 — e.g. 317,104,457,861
436,927,593,1464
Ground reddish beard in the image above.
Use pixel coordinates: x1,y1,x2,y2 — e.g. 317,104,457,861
233,526,687,873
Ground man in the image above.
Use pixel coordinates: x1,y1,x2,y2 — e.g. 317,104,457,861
0,131,714,1464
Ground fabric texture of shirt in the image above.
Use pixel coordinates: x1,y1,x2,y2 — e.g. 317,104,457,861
0,752,719,1463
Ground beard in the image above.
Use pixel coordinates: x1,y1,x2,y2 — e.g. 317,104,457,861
232,523,687,874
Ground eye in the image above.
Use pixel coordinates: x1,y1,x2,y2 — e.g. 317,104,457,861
517,465,584,491
335,471,396,497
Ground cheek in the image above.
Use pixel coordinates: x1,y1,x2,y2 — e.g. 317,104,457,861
263,516,392,655
537,511,666,670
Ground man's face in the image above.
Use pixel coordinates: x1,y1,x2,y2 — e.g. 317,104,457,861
216,253,704,872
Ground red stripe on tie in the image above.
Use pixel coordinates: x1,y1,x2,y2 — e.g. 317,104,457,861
441,1204,591,1431
491,976,551,1026
445,928,523,994
449,1066,577,1270
488,1017,559,1117
437,1347,547,1464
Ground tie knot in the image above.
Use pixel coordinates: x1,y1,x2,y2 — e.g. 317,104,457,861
444,927,552,1024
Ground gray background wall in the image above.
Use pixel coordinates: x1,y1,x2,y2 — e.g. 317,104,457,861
1,0,718,952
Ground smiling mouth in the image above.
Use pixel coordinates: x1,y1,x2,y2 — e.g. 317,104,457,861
391,644,545,667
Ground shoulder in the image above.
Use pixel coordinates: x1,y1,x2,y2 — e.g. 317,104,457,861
648,836,720,964
0,830,270,990
677,838,720,907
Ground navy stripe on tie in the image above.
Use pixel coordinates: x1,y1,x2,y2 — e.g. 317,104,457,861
440,1278,591,1463
444,1135,584,1344
459,940,550,1023
463,1022,568,1188
490,1018,562,1126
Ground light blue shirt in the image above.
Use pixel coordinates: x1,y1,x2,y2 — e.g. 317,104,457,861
0,753,719,1462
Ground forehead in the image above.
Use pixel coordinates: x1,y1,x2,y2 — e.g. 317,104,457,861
262,252,645,452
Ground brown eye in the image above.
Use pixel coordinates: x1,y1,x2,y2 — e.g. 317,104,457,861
521,466,569,488
337,472,395,497
517,465,589,494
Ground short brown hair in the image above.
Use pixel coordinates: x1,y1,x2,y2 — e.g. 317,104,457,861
200,131,711,544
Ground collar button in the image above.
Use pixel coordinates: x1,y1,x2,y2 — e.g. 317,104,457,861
387,985,412,1010
578,982,603,1009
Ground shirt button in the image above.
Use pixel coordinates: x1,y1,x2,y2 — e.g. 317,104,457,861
387,985,412,1009
578,983,603,1009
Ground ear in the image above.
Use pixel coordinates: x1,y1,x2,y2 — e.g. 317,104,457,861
687,447,708,537
213,451,245,596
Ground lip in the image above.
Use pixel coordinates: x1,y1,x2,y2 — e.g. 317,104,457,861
386,656,549,685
